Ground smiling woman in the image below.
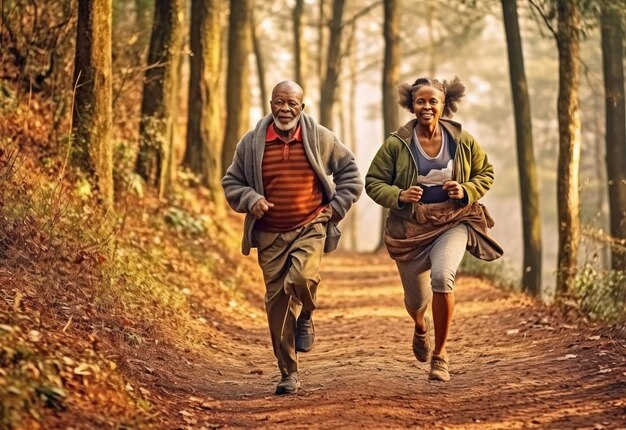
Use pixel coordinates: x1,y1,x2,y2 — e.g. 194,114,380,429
365,76,502,383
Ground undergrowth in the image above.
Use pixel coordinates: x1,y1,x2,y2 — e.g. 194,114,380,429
458,252,519,292
574,266,626,322
0,131,248,426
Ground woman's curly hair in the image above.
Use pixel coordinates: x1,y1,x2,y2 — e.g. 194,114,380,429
397,76,466,118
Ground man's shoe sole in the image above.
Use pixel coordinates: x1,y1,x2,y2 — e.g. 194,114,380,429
295,339,314,353
275,382,301,395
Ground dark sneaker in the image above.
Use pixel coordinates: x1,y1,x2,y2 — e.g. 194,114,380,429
429,354,450,382
412,315,432,363
275,372,300,395
296,314,315,353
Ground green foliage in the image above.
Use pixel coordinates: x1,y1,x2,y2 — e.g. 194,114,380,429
113,138,143,197
0,326,67,426
98,244,191,325
163,206,208,236
458,252,520,292
573,265,626,322
0,83,18,113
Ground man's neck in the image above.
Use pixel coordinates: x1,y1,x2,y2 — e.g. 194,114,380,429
276,126,296,141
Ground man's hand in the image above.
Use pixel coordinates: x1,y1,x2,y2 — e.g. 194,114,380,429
251,198,274,219
443,181,464,200
399,186,423,203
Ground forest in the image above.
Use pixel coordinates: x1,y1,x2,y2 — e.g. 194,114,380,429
0,0,625,428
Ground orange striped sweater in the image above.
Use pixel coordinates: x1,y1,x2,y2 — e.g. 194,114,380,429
255,124,326,232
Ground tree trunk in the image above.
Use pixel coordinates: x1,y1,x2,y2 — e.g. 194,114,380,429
347,17,358,251
317,0,327,83
134,0,153,47
293,0,307,91
426,0,436,77
319,0,345,129
184,0,224,212
72,0,114,208
221,0,252,175
501,0,542,295
555,0,581,299
136,0,184,198
601,0,626,270
251,8,268,115
378,0,400,251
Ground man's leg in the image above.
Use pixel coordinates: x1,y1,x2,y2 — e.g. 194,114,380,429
285,220,326,352
256,219,325,393
256,231,301,379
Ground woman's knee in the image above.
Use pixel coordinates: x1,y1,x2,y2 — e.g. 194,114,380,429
430,268,456,293
404,296,430,316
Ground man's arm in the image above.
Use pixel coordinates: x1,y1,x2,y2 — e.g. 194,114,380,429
221,132,264,213
326,137,363,221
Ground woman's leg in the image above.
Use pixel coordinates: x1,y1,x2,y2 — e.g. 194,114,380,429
429,224,468,357
396,259,433,361
431,292,455,356
395,260,432,328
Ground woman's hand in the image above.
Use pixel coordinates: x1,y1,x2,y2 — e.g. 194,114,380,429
399,186,423,203
443,181,464,200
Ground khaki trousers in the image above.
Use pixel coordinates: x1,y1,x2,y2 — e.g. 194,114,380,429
255,210,329,375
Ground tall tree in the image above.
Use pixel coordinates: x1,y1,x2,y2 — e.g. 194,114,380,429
319,0,345,128
501,0,542,295
134,0,153,47
221,0,252,175
317,0,328,83
72,0,114,208
251,7,268,114
601,0,626,270
135,0,184,198
184,0,224,211
554,0,582,298
378,0,400,251
293,0,308,91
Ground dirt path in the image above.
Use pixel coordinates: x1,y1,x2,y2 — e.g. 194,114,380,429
148,252,626,429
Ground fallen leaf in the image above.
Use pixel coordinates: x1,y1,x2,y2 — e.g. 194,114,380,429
0,324,15,333
557,354,577,361
62,357,75,366
73,363,93,375
506,329,519,335
28,330,42,342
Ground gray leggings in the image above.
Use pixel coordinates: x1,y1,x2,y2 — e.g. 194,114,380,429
395,224,468,314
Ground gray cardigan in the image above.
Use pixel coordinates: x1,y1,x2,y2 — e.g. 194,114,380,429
222,113,363,255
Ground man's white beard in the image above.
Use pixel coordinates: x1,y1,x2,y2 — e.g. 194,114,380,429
272,113,301,131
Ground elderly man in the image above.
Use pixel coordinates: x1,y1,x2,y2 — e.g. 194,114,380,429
222,80,363,395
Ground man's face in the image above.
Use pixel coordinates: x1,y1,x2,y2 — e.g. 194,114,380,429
270,86,304,131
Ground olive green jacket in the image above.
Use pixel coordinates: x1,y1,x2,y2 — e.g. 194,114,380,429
365,118,494,220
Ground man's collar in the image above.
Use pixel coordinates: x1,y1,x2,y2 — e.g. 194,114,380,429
266,122,302,143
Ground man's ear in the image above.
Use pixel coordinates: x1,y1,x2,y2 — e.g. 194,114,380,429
301,103,306,110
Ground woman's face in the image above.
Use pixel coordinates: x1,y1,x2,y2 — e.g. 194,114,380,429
412,85,444,127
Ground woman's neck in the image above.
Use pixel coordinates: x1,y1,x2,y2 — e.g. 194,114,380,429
416,122,439,139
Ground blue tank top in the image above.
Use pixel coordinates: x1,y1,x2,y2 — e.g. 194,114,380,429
412,127,454,203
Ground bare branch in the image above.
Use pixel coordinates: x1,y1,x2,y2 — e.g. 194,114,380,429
340,0,382,30
528,0,558,40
